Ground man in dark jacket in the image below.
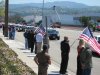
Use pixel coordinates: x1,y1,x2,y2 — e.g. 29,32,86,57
28,30,35,53
59,36,70,74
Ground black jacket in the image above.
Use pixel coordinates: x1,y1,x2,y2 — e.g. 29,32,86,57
60,40,70,53
24,32,28,38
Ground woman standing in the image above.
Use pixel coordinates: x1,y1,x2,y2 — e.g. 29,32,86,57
76,39,85,75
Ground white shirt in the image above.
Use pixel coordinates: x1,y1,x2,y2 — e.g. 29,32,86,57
36,33,43,42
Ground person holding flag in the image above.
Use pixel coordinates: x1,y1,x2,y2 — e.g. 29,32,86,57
80,41,92,75
78,26,100,75
76,39,85,75
79,27,100,55
35,25,46,36
35,25,46,53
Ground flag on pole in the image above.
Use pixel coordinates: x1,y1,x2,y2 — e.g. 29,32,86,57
79,27,100,54
35,25,46,36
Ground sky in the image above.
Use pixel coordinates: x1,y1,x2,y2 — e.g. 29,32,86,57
2,0,100,6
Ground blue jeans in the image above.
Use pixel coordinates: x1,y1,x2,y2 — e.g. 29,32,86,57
11,32,15,40
9,31,12,39
82,68,91,75
25,38,28,49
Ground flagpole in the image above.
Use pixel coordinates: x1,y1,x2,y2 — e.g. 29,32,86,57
87,26,94,38
42,0,50,51
70,39,78,47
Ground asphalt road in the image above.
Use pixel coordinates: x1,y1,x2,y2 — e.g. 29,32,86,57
15,28,100,75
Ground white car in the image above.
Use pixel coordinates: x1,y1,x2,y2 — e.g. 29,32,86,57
94,35,100,44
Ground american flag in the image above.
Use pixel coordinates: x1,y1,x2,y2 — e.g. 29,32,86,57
35,25,46,36
79,27,100,54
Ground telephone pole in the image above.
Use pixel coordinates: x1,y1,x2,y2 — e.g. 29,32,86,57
4,0,9,37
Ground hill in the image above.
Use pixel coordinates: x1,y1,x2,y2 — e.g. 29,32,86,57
9,1,100,16
9,1,88,9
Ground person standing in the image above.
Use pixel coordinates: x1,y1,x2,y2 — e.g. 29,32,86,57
36,32,43,53
76,39,85,75
34,32,37,54
23,30,28,49
80,43,92,75
59,36,70,74
29,30,35,53
11,26,16,40
8,26,12,39
34,45,51,75
27,30,31,49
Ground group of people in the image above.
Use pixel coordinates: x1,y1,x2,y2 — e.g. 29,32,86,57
23,29,43,53
24,29,50,75
8,26,16,40
23,29,92,75
59,37,92,75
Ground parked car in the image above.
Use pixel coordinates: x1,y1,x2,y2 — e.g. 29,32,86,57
94,35,100,44
47,28,60,40
95,22,100,31
96,25,100,31
92,35,100,57
24,25,36,31
15,24,25,32
51,22,61,28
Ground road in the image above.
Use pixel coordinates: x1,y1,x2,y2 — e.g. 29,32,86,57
15,28,100,75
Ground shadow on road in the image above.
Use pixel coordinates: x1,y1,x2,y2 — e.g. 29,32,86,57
48,74,60,75
48,71,60,75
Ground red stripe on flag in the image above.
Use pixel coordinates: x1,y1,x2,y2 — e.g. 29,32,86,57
80,35,100,54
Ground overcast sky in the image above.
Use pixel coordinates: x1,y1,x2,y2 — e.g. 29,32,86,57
3,0,100,6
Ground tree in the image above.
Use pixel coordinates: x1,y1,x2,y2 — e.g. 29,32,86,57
0,8,4,16
79,16,91,27
0,0,5,21
9,14,26,24
35,20,42,26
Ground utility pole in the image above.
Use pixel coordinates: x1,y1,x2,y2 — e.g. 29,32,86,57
42,0,49,51
43,16,49,52
42,0,45,27
4,0,9,37
42,0,44,17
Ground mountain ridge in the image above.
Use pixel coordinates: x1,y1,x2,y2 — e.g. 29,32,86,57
9,1,100,16
9,1,89,9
